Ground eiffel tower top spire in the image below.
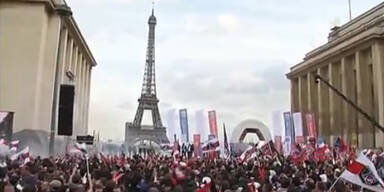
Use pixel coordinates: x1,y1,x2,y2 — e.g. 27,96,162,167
141,6,157,96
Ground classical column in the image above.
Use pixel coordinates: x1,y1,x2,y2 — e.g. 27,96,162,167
85,65,92,134
291,78,299,112
64,38,73,84
307,72,318,135
329,61,342,144
298,75,308,114
70,46,78,83
50,26,68,147
371,41,384,147
356,50,374,148
317,66,330,143
341,56,356,144
57,28,68,91
74,52,83,136
81,59,87,135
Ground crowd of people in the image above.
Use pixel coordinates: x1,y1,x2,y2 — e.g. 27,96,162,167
0,141,383,192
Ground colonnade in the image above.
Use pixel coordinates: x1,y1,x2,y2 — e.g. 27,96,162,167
291,41,384,148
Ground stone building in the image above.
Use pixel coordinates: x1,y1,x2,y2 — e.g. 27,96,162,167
287,2,384,148
0,0,97,155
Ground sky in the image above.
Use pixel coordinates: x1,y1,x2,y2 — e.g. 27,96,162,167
67,0,383,142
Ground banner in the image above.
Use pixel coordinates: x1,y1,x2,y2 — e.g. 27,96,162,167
292,112,303,137
179,109,189,143
284,136,292,156
283,112,295,143
0,111,14,141
193,134,201,157
274,136,282,154
208,110,218,136
272,111,284,137
305,113,317,139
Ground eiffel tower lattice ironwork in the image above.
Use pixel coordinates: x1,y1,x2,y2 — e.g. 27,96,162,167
125,7,169,147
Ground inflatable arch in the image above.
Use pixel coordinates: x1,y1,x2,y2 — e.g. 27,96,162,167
230,119,272,143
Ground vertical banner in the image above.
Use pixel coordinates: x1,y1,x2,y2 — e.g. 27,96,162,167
274,136,282,154
208,110,218,137
179,109,189,143
0,111,14,141
283,136,291,156
193,134,201,157
272,111,284,137
283,112,294,155
292,112,304,144
283,112,295,143
305,113,317,139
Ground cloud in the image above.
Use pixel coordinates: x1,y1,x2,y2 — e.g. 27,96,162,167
217,14,239,32
67,0,384,141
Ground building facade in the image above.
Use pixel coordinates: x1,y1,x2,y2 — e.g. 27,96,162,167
0,0,96,155
287,3,384,149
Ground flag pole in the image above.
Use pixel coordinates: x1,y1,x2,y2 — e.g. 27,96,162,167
348,0,352,21
328,176,341,192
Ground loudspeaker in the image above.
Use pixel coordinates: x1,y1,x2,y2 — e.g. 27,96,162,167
58,85,74,136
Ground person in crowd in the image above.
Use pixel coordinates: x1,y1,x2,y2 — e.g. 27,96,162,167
1,143,384,192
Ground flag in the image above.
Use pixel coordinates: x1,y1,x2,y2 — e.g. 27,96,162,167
208,110,218,136
305,113,317,140
179,109,189,143
10,146,29,164
70,143,87,154
274,136,282,154
160,143,173,151
223,124,230,155
202,138,220,152
339,152,384,192
193,134,201,157
283,112,295,144
292,112,303,140
259,141,274,157
173,140,180,161
334,137,347,153
10,140,19,152
239,145,258,163
315,138,331,162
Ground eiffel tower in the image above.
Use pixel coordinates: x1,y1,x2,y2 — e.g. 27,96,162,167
125,7,169,148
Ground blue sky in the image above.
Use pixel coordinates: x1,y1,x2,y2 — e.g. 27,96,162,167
68,0,383,141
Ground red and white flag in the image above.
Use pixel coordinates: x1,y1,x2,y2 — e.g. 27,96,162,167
10,146,30,165
70,143,87,154
340,152,384,192
239,145,257,163
10,140,19,152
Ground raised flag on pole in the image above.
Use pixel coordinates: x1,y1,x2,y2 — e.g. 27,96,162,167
274,136,282,154
339,152,384,192
70,143,87,154
179,109,189,143
10,146,29,162
10,140,19,152
223,123,230,155
208,110,218,136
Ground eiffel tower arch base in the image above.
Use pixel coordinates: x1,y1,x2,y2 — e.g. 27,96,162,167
125,122,169,153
